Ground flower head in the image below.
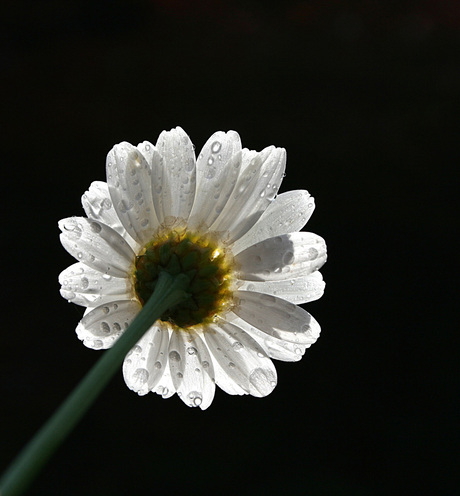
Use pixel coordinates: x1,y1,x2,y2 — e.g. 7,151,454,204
59,127,327,409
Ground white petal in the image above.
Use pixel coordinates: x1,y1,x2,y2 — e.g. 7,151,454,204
235,232,326,281
232,190,315,254
153,127,196,222
59,217,136,278
168,330,216,409
188,131,242,230
211,146,286,243
211,359,247,396
81,181,139,250
76,300,141,349
106,142,160,245
59,262,133,307
153,330,176,399
205,319,277,398
226,313,308,362
123,322,169,396
232,291,321,346
236,271,325,304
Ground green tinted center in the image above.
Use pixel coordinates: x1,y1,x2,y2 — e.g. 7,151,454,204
134,232,233,329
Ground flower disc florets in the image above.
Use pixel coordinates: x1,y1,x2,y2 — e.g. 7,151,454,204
134,227,234,329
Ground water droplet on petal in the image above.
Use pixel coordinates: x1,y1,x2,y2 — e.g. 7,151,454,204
283,251,294,264
169,350,181,361
187,347,197,355
249,368,277,396
307,247,318,260
133,368,149,385
80,277,89,289
232,342,243,351
211,141,221,153
89,222,102,233
188,391,203,406
100,322,110,333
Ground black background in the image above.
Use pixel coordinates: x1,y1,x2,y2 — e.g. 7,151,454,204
1,1,458,495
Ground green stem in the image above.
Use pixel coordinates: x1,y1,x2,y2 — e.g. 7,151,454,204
0,272,190,496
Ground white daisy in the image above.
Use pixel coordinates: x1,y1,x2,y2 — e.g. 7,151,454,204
59,127,326,410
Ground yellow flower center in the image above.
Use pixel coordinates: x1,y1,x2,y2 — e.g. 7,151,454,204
133,227,234,329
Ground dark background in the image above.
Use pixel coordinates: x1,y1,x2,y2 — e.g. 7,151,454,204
1,1,458,495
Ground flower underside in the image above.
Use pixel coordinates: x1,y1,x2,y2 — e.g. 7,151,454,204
134,229,233,329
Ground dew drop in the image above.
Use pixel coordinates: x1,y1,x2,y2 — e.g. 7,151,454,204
205,167,216,179
169,350,181,361
93,339,103,349
133,345,142,354
207,156,214,166
202,361,209,368
307,247,318,260
154,361,162,370
283,251,295,264
232,342,243,351
133,368,149,385
176,372,183,379
188,391,203,407
301,324,311,333
187,347,197,355
228,361,235,368
89,222,102,233
249,368,277,396
211,141,221,153
102,306,110,314
246,283,256,291
102,198,112,209
112,322,121,332
140,218,149,227
100,322,110,333
80,277,89,289
118,200,133,213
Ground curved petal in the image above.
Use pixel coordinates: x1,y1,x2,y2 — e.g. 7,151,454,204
59,262,132,307
211,146,286,243
59,217,136,278
106,142,160,245
76,300,141,349
81,181,139,250
153,127,196,222
123,322,170,396
236,271,325,304
232,291,321,346
168,330,216,409
225,313,308,362
231,190,315,255
188,131,242,230
235,232,327,281
205,318,277,398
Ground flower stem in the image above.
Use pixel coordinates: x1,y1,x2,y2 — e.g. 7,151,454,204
0,272,190,496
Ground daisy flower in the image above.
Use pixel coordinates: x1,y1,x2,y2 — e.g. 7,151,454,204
59,127,326,409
